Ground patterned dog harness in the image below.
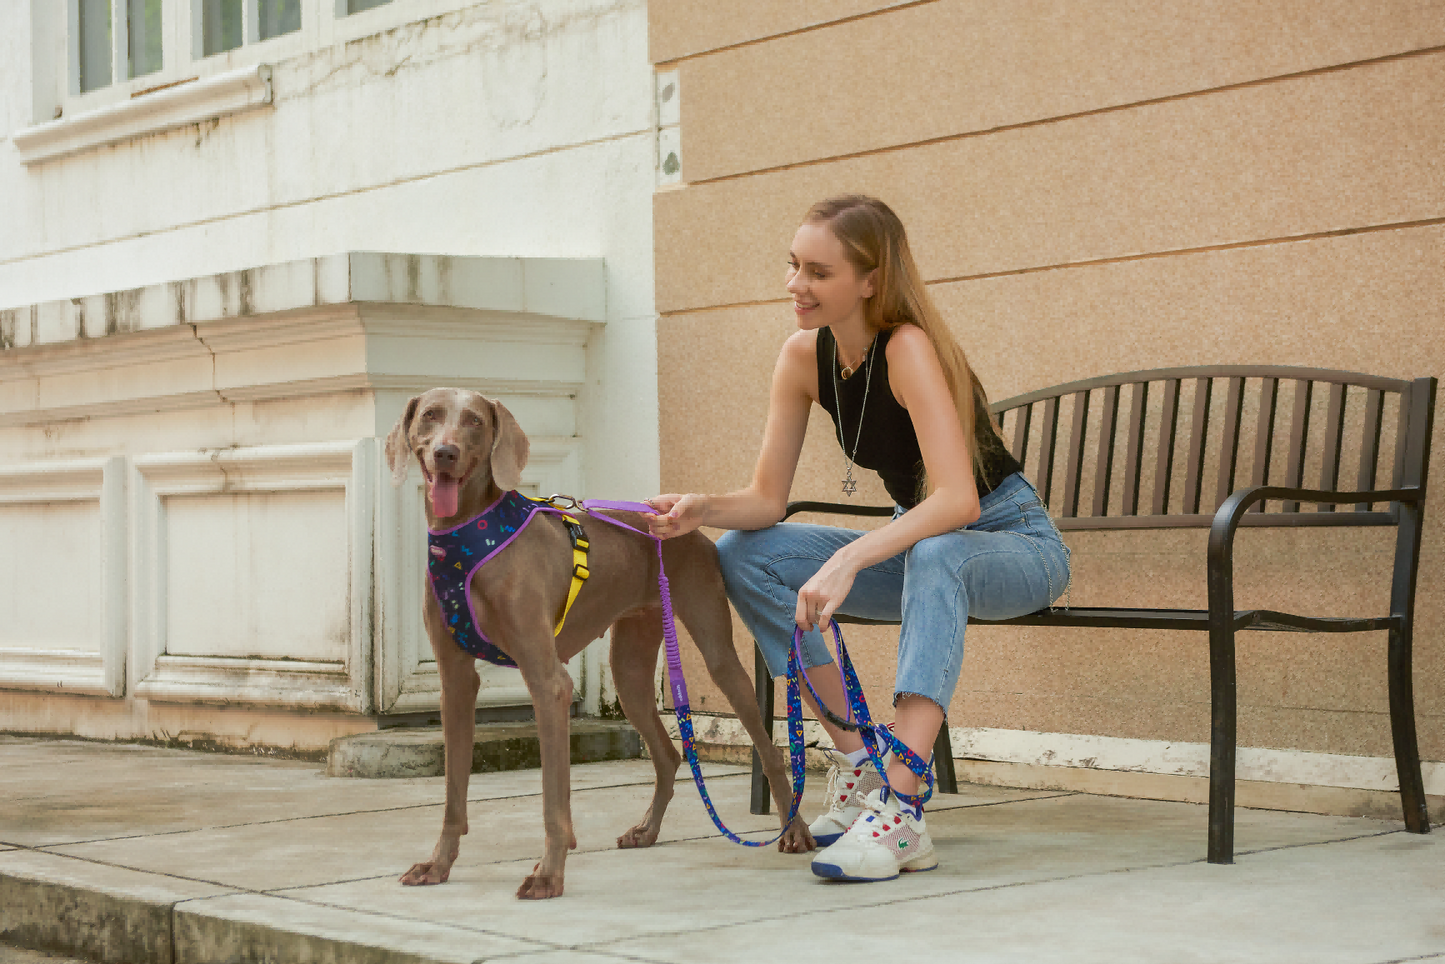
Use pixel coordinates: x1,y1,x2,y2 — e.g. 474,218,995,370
427,491,590,666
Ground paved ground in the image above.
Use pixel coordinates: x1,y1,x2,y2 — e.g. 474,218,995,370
1,735,1442,964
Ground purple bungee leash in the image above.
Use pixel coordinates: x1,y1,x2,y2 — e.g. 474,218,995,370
576,499,808,847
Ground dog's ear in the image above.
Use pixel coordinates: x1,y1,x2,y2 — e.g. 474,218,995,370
384,395,420,486
488,399,529,492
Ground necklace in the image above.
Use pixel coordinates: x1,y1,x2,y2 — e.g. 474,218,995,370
832,334,876,497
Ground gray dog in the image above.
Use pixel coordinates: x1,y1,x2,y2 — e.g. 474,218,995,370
384,387,812,899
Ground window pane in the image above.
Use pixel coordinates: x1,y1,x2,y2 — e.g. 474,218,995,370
258,0,300,40
201,0,243,56
78,0,113,92
348,0,392,13
128,0,163,79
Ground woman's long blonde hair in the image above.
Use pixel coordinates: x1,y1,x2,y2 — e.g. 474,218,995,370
807,195,993,482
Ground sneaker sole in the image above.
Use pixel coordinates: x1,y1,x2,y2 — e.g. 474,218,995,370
810,858,938,882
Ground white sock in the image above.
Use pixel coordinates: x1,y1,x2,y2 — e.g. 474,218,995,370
843,747,871,768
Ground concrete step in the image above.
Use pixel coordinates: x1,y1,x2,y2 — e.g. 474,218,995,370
326,718,640,778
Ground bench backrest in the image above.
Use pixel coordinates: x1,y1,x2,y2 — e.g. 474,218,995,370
991,366,1436,530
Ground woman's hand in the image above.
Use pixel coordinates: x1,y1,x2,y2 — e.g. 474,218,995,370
644,493,709,539
795,551,859,632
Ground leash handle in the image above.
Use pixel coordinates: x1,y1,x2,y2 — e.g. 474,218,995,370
791,625,935,809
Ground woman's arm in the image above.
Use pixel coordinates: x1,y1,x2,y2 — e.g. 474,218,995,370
797,324,981,629
649,331,817,537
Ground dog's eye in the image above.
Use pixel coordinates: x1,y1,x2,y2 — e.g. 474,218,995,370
462,411,482,426
420,409,441,422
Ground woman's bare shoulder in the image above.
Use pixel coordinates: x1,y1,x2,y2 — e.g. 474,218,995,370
884,323,939,368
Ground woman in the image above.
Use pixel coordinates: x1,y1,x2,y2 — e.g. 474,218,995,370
647,195,1069,882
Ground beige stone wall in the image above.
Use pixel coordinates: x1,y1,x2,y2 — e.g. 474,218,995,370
650,1,1445,773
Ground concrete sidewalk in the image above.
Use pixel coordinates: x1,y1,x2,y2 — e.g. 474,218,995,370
2,735,1441,964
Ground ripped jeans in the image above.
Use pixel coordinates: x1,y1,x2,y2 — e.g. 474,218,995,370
715,472,1070,711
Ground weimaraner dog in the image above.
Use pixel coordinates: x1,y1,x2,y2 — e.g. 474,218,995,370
385,388,812,899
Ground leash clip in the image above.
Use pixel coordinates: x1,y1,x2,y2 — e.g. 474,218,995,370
546,493,581,510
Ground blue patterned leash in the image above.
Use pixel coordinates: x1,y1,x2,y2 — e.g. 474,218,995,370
578,499,808,846
791,623,935,808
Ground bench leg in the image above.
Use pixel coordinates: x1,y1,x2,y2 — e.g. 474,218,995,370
1207,620,1237,865
1388,623,1431,834
932,724,958,794
749,643,775,816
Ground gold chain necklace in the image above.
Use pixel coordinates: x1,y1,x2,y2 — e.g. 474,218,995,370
832,334,876,497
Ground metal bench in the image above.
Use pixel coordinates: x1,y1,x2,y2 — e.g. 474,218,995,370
749,365,1437,863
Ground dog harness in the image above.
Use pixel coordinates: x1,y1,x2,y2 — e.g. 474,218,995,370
427,491,591,666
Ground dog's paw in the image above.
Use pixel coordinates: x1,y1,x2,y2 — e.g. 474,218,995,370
399,860,451,885
517,864,565,899
776,818,816,854
616,823,661,849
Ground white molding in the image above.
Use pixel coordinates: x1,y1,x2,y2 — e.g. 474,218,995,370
13,64,273,166
945,726,1445,796
0,457,126,697
667,717,1445,797
130,439,372,710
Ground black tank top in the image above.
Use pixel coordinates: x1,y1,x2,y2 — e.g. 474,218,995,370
816,326,1022,509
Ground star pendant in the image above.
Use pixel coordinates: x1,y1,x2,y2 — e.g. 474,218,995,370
842,475,858,496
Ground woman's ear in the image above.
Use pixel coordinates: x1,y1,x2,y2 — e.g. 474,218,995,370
861,269,876,300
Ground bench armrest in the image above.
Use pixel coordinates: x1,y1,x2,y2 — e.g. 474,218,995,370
1206,484,1422,617
782,500,894,521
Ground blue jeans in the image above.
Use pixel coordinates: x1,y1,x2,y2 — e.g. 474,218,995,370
716,473,1070,711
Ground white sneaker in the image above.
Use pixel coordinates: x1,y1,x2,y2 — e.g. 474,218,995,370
808,757,885,847
810,787,938,881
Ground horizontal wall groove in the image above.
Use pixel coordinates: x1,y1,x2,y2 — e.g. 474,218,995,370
683,42,1445,188
659,215,1445,317
0,128,651,275
653,0,941,67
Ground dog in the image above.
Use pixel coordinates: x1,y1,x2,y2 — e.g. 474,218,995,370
384,388,813,899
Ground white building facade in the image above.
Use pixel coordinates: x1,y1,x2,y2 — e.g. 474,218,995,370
0,0,664,751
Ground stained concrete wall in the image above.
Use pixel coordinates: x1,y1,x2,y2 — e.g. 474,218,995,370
0,0,658,751
651,1,1445,808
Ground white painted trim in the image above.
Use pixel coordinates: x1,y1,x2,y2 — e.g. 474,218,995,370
13,63,273,166
0,456,127,697
130,440,371,710
668,716,1445,796
947,726,1445,796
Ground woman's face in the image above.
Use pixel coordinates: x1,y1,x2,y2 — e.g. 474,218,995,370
786,221,874,332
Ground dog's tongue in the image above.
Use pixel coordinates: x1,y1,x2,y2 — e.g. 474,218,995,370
430,476,460,519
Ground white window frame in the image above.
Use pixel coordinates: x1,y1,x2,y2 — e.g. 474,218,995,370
22,0,482,159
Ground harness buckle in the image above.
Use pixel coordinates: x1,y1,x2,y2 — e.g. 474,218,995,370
572,562,591,581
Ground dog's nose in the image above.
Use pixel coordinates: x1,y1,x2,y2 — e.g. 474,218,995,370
433,444,460,473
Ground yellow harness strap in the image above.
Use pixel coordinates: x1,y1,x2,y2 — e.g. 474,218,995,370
527,495,591,637
555,512,590,636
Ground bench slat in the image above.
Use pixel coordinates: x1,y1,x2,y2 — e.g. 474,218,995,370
1282,379,1314,513
1151,378,1182,515
1250,377,1279,512
1183,377,1213,514
1009,402,1032,464
1318,382,1348,512
1036,396,1060,508
1092,384,1121,517
1356,388,1384,511
1121,382,1149,516
1062,390,1091,517
1214,377,1247,512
